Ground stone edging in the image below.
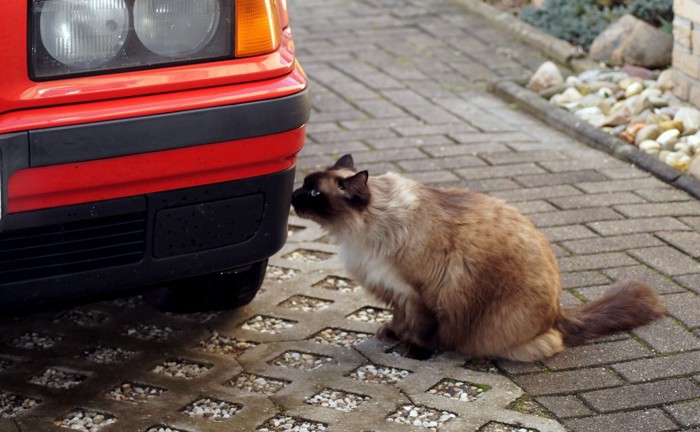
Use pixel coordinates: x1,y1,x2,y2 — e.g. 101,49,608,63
492,81,700,199
450,0,700,199
450,0,597,72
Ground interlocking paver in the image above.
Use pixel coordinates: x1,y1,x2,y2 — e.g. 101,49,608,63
559,233,663,254
510,368,623,396
565,409,677,432
665,399,700,427
536,396,594,419
542,339,652,370
580,378,700,412
527,208,624,228
612,350,700,383
587,216,693,235
1,0,699,430
629,246,699,276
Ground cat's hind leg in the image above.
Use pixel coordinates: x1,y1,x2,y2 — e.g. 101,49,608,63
500,328,564,362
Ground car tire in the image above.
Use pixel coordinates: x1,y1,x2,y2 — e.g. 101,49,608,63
149,259,268,313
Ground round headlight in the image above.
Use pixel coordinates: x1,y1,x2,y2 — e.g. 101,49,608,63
134,0,220,58
39,0,129,69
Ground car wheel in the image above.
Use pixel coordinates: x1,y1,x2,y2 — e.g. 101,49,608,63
149,259,268,313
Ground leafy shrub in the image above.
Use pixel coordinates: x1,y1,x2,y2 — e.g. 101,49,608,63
518,0,673,50
624,0,673,28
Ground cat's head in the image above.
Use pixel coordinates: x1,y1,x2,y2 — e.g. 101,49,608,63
292,154,370,226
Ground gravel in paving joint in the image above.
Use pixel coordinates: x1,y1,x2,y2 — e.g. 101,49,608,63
111,295,143,308
29,368,87,389
266,266,301,282
81,346,137,364
0,391,40,418
55,409,117,432
312,276,361,293
305,388,370,412
242,315,296,334
278,295,333,311
53,310,110,327
0,358,13,372
123,323,176,341
346,306,392,324
181,397,242,422
311,328,374,347
283,249,334,262
348,363,412,384
197,332,258,356
269,351,333,371
151,359,212,379
428,378,490,401
107,382,166,403
386,403,457,431
10,332,60,349
146,426,190,432
226,372,290,395
256,415,328,431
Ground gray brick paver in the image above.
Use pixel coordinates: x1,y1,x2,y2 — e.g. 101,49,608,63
580,378,700,412
612,350,700,383
565,409,678,432
3,0,700,430
587,217,693,236
632,317,700,354
628,246,700,276
510,368,624,396
547,191,646,209
527,207,624,228
665,399,700,427
560,233,664,255
543,339,653,370
537,395,594,419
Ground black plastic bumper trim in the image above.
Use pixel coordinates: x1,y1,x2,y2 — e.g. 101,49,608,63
28,87,310,167
0,167,295,310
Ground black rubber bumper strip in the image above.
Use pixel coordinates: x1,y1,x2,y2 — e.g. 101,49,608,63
28,86,310,167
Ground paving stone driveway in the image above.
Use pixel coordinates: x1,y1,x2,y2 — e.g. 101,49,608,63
1,0,699,431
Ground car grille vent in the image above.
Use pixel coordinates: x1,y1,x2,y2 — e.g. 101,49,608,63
0,212,146,284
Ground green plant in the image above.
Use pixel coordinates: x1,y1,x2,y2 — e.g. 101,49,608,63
518,0,673,49
625,0,673,27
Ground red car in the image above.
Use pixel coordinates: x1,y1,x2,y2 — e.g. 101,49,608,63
0,0,309,311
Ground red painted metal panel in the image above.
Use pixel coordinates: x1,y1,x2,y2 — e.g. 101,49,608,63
8,126,305,213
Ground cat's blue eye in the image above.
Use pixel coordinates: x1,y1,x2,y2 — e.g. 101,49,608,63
310,189,321,197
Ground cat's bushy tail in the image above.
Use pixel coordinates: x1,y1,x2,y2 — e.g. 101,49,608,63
555,280,666,347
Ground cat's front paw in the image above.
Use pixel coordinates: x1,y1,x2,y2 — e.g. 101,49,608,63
376,324,399,342
401,343,434,360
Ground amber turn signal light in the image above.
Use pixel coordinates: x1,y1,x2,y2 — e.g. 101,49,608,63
235,0,282,57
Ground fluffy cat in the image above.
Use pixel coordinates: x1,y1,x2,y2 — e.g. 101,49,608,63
291,154,666,361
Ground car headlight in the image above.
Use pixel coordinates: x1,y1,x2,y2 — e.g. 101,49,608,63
31,0,277,80
134,0,221,58
39,0,129,69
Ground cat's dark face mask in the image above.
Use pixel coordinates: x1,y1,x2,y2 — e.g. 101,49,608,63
292,154,370,224
292,172,335,221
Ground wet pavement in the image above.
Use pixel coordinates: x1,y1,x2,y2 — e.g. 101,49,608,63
2,0,700,431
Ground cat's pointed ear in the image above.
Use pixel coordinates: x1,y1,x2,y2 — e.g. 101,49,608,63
340,171,370,207
340,170,369,194
332,154,355,170
349,170,368,185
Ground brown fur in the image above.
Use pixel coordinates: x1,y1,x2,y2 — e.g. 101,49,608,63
291,155,666,362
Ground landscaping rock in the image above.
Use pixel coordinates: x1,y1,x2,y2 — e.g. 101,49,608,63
536,63,699,175
674,107,700,135
527,61,564,92
588,14,672,69
690,155,700,180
